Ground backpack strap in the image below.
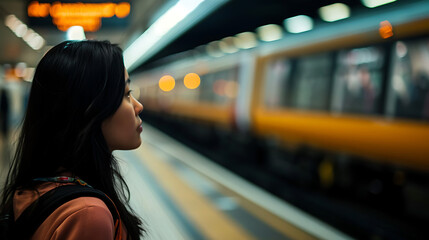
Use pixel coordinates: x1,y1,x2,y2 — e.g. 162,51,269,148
14,185,120,239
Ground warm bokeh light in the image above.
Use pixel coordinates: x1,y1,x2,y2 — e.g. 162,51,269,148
184,73,201,89
379,20,393,39
54,17,101,32
101,3,116,18
28,1,50,17
115,2,131,18
27,1,131,32
159,75,175,92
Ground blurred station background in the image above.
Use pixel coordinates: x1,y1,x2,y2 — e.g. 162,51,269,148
1,0,429,239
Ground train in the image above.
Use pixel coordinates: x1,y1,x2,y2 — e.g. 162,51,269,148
132,1,429,238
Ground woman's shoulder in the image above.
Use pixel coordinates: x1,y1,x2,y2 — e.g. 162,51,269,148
40,195,114,226
13,182,70,220
32,196,115,239
14,183,115,239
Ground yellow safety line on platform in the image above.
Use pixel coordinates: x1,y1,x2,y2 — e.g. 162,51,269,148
136,143,257,240
218,185,318,240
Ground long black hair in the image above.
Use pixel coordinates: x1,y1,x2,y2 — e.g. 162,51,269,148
0,40,143,239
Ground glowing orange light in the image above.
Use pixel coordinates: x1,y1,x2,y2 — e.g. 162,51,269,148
115,2,131,18
159,75,175,92
100,3,116,18
54,17,101,32
184,73,200,89
28,2,38,16
27,1,130,32
379,20,393,39
28,1,50,17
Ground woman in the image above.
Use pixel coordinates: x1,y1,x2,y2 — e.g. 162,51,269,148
0,40,144,239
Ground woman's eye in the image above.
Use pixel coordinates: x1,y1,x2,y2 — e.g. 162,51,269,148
126,90,133,98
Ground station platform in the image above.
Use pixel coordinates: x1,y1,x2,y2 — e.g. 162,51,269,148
115,124,353,240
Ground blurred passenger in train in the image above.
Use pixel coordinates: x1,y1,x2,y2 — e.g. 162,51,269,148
0,40,144,239
357,66,375,112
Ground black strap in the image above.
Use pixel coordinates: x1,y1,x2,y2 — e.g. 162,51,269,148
14,185,119,239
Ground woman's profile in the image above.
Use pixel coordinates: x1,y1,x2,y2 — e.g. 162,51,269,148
0,40,144,239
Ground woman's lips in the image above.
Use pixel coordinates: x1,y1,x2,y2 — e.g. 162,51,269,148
137,123,143,133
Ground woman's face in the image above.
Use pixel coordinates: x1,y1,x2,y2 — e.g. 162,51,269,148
102,69,143,151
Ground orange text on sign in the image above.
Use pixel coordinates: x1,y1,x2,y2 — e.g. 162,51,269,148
27,1,131,32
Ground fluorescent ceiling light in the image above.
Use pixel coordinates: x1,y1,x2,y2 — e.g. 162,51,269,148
5,14,45,50
5,14,18,28
14,24,28,37
319,3,350,22
206,41,224,57
23,29,36,42
124,0,227,71
219,37,238,54
28,35,45,50
284,15,313,33
256,24,283,42
234,32,258,49
361,0,396,8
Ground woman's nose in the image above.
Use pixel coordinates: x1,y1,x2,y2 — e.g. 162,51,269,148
134,98,143,115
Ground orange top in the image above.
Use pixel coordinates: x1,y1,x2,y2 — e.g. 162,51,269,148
13,182,127,240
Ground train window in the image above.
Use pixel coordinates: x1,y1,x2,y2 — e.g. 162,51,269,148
332,46,384,115
199,72,217,102
199,67,238,104
263,58,293,108
291,52,333,110
387,39,429,120
217,68,239,101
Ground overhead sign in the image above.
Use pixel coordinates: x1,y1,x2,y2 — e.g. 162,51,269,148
27,1,131,32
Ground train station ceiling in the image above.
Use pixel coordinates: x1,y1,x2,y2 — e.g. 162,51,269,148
0,0,166,67
0,0,411,71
